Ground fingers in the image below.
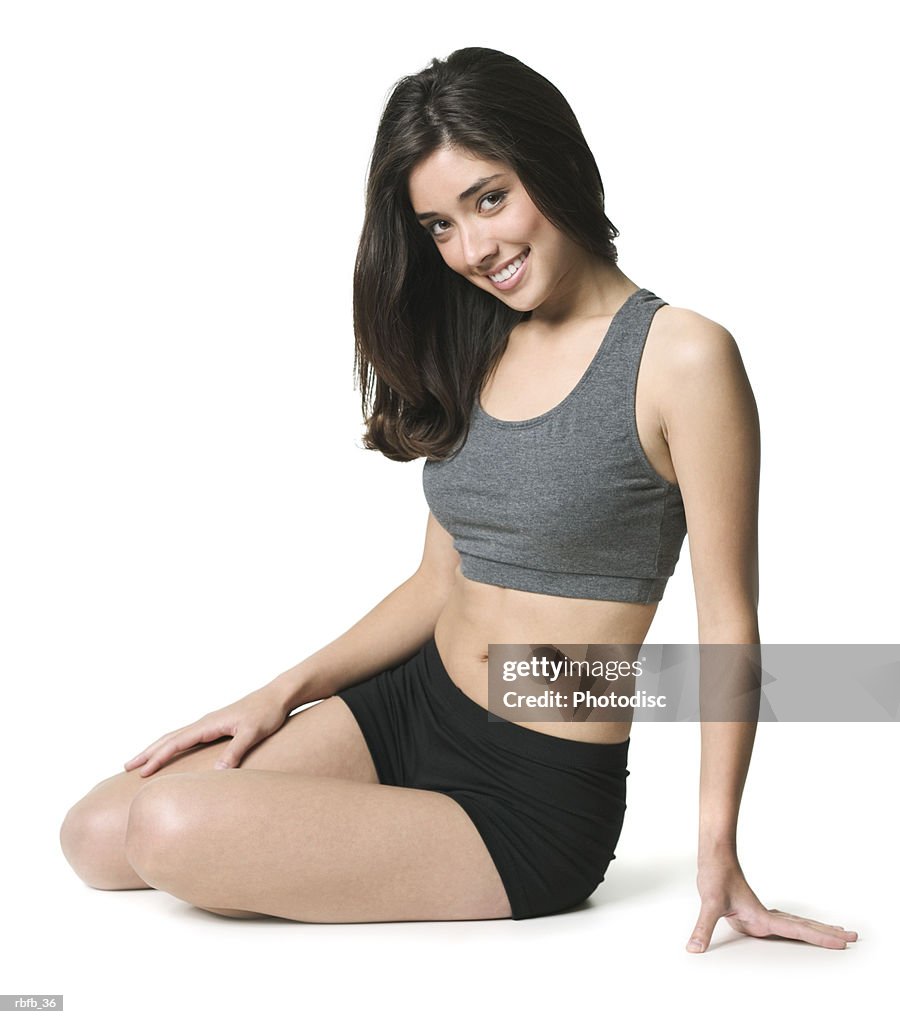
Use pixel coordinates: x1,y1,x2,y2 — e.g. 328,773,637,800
767,911,858,948
213,730,263,770
213,741,247,765
211,737,247,770
769,909,856,934
123,730,182,773
686,903,721,954
127,726,222,777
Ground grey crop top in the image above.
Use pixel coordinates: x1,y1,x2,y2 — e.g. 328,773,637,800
421,287,687,603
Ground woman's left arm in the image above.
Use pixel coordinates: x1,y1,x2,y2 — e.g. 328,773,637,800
659,309,858,954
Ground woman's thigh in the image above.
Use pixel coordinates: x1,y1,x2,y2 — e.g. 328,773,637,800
124,768,513,922
60,696,378,888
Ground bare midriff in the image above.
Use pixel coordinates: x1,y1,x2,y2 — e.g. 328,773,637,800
433,566,659,745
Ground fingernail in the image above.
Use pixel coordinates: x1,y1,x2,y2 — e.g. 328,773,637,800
688,939,702,950
215,761,229,770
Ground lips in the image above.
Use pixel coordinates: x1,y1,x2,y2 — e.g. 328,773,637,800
486,247,530,291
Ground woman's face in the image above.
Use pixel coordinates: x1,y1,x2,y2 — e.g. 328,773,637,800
407,145,583,314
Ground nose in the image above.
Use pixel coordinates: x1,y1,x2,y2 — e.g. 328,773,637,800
458,222,498,273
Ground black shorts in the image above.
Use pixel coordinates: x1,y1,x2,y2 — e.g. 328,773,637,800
336,635,629,921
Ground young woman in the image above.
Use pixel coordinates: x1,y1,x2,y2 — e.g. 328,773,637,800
59,47,857,951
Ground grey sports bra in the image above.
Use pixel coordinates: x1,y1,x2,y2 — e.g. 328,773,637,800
421,287,687,603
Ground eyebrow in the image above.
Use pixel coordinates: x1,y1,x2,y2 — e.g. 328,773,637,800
413,174,505,221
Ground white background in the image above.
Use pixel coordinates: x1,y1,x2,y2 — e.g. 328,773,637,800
1,1,896,1021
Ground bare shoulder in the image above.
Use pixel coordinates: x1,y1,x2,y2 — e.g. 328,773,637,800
647,303,751,417
649,302,741,366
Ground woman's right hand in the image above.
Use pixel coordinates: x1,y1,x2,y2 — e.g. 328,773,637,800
123,686,291,777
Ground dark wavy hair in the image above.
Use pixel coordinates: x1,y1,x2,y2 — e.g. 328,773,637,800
353,47,620,462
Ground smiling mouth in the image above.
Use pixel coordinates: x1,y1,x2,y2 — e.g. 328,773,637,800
487,247,530,284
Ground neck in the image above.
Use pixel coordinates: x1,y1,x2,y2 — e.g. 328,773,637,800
529,254,638,327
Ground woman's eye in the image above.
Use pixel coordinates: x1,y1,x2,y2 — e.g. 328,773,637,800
426,191,507,238
479,190,507,212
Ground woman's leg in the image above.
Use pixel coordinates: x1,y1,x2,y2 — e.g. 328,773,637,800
59,696,379,892
123,768,513,922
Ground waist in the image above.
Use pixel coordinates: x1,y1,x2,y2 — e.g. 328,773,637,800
433,571,658,744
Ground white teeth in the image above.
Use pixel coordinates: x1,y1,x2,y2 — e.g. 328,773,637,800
489,250,528,283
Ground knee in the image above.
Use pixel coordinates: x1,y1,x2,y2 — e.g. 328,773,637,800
123,776,194,887
59,792,129,889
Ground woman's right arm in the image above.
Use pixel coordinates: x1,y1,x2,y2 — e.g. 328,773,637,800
263,511,460,713
124,513,460,776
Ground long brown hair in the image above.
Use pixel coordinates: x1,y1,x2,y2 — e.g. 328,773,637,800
353,47,620,462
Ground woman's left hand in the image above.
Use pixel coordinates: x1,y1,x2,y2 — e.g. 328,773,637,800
686,855,859,953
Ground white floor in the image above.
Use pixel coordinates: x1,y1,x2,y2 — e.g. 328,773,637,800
10,721,892,1024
